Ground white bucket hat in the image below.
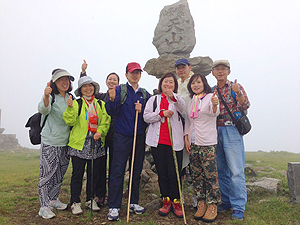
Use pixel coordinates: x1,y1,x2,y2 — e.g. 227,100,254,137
52,69,75,82
74,76,100,97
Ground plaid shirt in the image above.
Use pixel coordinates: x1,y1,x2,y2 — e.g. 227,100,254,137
212,80,250,125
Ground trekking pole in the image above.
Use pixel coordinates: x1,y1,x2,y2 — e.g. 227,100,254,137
127,100,140,223
90,132,95,215
167,117,187,225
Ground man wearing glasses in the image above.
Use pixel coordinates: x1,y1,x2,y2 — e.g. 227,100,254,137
212,60,250,220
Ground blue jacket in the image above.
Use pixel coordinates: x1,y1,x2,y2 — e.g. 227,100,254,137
105,82,150,136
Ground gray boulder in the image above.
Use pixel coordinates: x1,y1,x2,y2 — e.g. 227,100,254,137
153,0,195,56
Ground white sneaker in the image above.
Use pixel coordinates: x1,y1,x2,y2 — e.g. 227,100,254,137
129,204,145,214
38,207,56,219
50,199,68,210
71,202,83,215
85,199,100,211
108,208,120,221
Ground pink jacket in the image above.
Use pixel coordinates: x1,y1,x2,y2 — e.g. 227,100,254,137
143,93,185,151
185,93,219,146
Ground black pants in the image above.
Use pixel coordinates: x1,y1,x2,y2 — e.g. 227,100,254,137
151,144,183,200
108,132,146,208
70,156,101,204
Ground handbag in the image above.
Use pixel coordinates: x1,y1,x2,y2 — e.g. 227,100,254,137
217,87,251,135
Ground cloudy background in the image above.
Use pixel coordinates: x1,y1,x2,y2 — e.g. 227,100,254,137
0,0,299,152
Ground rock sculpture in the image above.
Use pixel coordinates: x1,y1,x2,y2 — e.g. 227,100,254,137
144,0,213,78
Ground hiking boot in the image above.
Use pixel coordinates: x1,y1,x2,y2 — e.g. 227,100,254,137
38,206,56,219
71,202,83,215
108,208,120,221
158,197,172,216
218,202,231,212
95,197,105,207
85,199,100,211
194,200,207,220
49,199,68,210
130,204,145,214
231,210,244,220
172,199,183,218
203,204,217,223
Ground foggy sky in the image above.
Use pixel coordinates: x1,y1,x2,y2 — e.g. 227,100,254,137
0,0,300,152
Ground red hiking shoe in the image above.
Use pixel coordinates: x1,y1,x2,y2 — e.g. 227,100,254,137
159,197,172,216
172,199,183,218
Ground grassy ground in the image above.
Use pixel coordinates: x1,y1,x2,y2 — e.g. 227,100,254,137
0,148,300,224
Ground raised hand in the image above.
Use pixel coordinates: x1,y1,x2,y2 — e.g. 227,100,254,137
44,82,52,97
211,92,219,107
232,79,241,95
81,59,88,73
164,86,174,99
108,86,116,102
135,100,142,113
66,95,73,108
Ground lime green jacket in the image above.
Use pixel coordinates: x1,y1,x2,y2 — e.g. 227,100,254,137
63,98,111,151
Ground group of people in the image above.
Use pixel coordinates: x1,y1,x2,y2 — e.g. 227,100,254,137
37,58,250,223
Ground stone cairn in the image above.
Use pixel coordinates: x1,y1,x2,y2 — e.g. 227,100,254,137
144,0,213,78
0,109,20,149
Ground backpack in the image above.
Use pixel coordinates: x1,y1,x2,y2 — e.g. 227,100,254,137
120,83,148,105
76,98,103,117
25,94,55,145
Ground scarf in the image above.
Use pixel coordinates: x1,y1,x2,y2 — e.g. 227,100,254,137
83,95,98,133
190,93,206,119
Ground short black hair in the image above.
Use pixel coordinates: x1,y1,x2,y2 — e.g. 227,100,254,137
106,72,120,83
187,74,211,98
158,72,178,94
50,80,72,94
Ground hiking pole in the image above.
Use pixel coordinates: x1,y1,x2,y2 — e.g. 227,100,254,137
90,132,95,215
167,117,187,225
127,100,140,223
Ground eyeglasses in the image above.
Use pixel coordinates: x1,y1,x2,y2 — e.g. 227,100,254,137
213,67,229,71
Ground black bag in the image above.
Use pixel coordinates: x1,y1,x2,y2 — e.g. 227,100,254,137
25,113,45,145
217,87,251,135
234,111,251,135
25,95,55,145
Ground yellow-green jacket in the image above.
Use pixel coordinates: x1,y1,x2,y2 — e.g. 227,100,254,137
63,98,111,151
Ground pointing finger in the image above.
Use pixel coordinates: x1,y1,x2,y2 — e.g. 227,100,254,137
212,92,216,97
47,82,50,87
83,59,86,63
234,79,237,84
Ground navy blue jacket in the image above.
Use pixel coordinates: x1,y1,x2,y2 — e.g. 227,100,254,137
105,82,150,136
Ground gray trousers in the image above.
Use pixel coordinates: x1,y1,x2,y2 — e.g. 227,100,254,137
38,143,70,207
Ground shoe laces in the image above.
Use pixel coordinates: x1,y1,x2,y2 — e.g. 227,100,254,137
109,208,119,213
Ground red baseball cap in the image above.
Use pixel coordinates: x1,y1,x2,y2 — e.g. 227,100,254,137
127,62,143,73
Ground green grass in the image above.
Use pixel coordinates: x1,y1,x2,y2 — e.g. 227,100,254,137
0,149,300,224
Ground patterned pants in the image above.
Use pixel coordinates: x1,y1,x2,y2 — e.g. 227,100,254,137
38,143,70,207
189,144,221,204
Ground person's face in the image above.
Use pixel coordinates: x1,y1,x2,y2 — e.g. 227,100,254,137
55,76,70,93
191,77,204,95
161,76,175,94
106,74,119,90
125,70,141,85
212,65,231,82
81,83,95,97
175,64,191,80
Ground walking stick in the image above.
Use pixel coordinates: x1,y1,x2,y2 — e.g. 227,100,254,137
127,100,140,223
167,117,187,225
90,132,95,214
